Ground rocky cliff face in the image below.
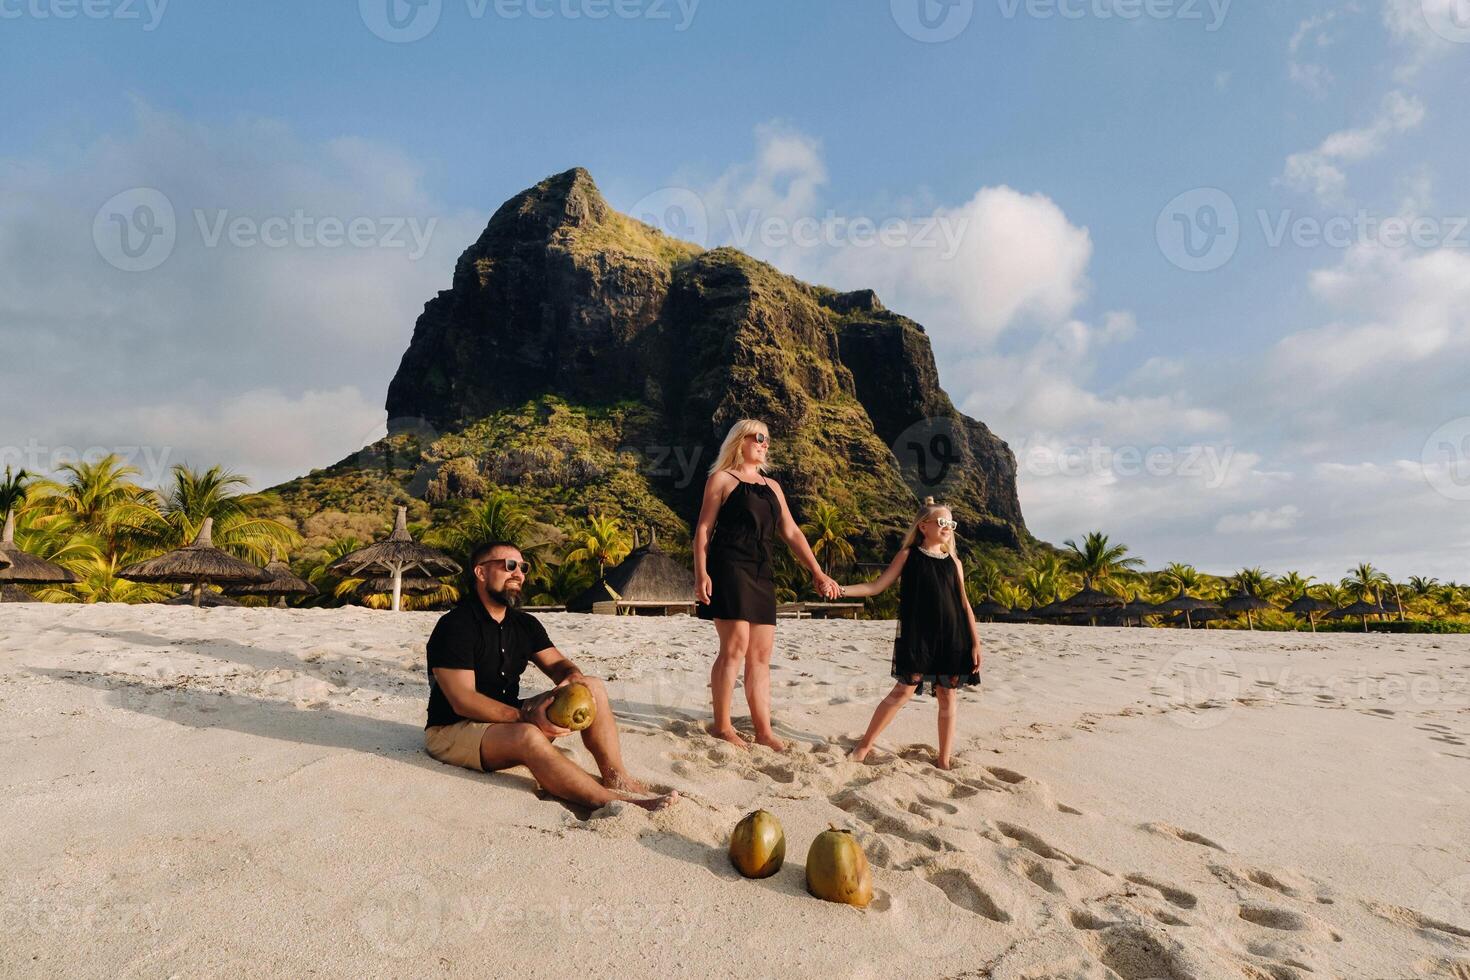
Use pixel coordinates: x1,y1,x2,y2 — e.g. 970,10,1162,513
306,168,1026,552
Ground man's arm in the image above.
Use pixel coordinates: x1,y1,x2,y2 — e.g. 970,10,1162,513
530,645,585,686
430,668,522,723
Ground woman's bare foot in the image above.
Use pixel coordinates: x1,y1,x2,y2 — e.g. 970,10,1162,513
753,731,786,752
849,744,872,763
706,723,751,749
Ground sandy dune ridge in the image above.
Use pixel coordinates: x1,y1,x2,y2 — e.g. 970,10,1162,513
2,604,1468,978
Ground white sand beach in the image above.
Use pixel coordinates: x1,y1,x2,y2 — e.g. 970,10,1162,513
3,604,1469,979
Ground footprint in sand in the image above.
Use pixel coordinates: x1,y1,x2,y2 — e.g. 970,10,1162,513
1125,873,1198,909
922,867,1011,922
1142,821,1227,852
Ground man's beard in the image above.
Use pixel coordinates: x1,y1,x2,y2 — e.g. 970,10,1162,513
485,583,522,608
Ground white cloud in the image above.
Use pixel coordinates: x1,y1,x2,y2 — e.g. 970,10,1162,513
0,101,483,488
1288,8,1350,96
1281,91,1426,204
1215,505,1301,534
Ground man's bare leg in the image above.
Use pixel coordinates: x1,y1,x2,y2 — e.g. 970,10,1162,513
573,676,648,794
708,619,751,749
480,723,676,811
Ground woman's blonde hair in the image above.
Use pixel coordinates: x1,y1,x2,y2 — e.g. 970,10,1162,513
708,419,770,476
900,496,955,555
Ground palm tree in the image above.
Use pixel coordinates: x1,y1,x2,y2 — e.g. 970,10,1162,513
1021,554,1069,607
1159,562,1204,596
154,464,298,563
1061,531,1143,592
1407,576,1440,599
995,582,1029,612
1226,567,1275,598
965,558,1005,605
0,466,30,517
30,454,159,564
430,491,534,552
1276,571,1314,602
1342,562,1391,616
800,500,857,577
563,512,632,583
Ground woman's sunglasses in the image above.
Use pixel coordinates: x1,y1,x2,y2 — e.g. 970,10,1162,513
745,432,768,444
478,558,532,573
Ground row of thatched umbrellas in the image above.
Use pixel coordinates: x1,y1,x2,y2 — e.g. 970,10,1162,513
976,587,1385,632
0,505,458,610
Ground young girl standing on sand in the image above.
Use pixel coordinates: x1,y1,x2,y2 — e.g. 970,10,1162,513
836,498,982,770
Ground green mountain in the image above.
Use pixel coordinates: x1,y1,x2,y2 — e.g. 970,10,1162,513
269,168,1032,569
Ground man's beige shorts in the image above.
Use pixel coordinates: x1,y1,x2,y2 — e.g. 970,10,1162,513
425,720,492,772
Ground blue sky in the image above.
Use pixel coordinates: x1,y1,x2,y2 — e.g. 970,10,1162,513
2,0,1467,579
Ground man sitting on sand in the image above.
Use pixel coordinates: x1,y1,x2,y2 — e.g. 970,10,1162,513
424,540,677,811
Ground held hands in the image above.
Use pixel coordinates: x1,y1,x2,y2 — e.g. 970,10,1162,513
520,691,573,739
814,573,841,600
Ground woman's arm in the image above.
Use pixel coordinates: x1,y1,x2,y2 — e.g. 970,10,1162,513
767,480,839,598
692,472,732,604
952,553,983,670
839,548,909,598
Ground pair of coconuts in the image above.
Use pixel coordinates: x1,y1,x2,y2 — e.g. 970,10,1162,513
728,810,873,908
546,683,596,731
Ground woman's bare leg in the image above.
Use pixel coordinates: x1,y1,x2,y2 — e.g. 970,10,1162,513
744,624,783,750
935,685,959,770
850,681,917,762
709,619,751,748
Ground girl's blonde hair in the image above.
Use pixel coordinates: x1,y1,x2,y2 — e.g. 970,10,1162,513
708,419,770,476
900,496,955,555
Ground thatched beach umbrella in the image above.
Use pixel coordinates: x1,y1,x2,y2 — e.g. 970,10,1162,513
567,532,694,613
1155,590,1222,629
0,508,80,600
330,506,460,612
1060,586,1124,626
1220,592,1275,630
1328,599,1381,633
973,598,1010,622
118,518,270,608
1283,595,1332,633
1120,594,1159,626
166,588,243,608
226,555,318,608
356,575,448,598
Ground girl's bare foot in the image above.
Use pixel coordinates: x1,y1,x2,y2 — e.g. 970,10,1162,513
706,723,751,750
754,731,786,752
936,756,953,771
849,744,872,763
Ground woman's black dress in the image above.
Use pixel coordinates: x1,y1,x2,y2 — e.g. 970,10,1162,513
893,546,980,694
697,477,779,626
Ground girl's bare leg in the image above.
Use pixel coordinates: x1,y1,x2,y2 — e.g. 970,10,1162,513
850,681,917,762
709,619,751,749
936,684,958,770
745,624,783,750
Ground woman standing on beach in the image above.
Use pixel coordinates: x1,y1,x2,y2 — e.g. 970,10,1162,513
694,419,840,751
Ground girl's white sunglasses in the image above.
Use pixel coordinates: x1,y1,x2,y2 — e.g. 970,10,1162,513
935,517,958,530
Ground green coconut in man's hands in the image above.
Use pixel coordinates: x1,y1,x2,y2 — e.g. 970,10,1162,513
546,683,596,731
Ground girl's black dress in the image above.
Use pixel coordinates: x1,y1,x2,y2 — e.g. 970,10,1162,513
894,545,980,694
697,477,779,626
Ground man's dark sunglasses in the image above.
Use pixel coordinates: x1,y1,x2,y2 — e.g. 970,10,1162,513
478,558,531,573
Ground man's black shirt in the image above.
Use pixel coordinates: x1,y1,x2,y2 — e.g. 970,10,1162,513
424,600,554,729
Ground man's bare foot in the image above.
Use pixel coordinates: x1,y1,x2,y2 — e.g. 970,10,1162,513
626,790,679,812
604,772,649,795
849,744,872,763
753,731,786,752
706,723,751,750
